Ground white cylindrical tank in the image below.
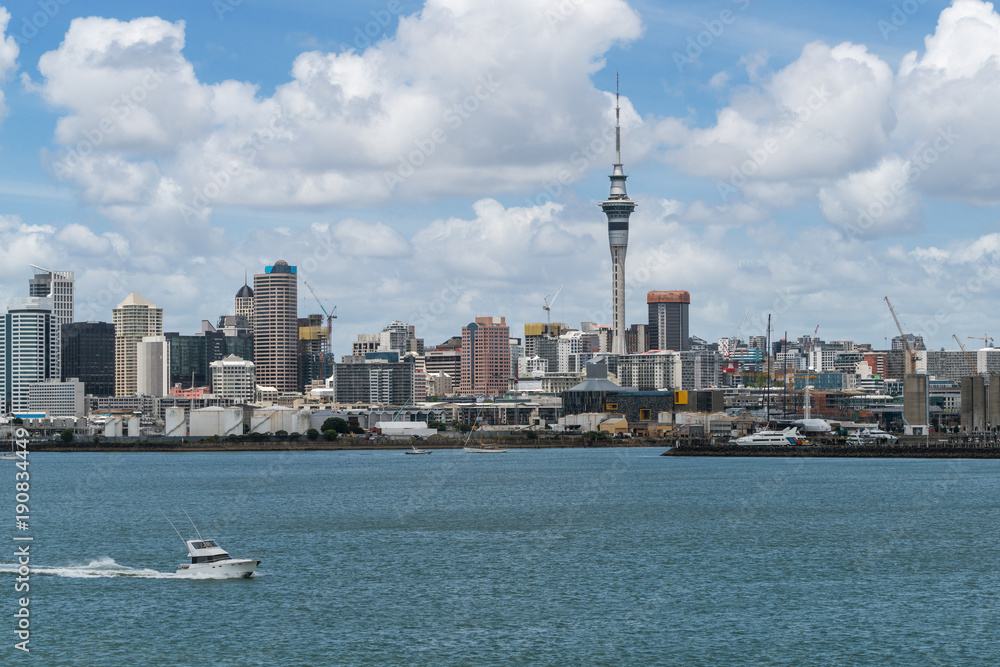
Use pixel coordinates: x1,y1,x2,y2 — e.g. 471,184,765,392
223,407,243,436
165,407,186,437
190,407,225,437
104,418,123,438
128,417,140,437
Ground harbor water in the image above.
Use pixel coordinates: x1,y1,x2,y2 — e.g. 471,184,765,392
4,449,1000,665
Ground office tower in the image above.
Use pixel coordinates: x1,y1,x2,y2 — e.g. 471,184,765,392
0,297,60,414
253,259,298,393
28,265,74,327
62,322,115,396
113,293,163,396
235,279,254,330
298,314,332,390
460,316,510,396
136,335,170,396
600,79,636,356
210,355,256,403
647,291,690,352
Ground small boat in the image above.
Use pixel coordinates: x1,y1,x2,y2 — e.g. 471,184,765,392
175,538,260,578
0,420,20,460
163,511,259,578
405,445,432,455
731,427,808,446
464,444,509,453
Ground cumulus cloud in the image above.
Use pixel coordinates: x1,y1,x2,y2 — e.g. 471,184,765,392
818,157,923,238
34,0,644,226
0,7,20,122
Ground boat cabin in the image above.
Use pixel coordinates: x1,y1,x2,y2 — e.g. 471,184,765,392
185,539,233,564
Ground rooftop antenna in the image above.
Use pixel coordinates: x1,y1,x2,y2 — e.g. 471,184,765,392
160,510,187,546
182,508,203,540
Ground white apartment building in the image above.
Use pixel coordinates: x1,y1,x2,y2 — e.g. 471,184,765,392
0,297,60,414
137,335,170,396
210,355,256,403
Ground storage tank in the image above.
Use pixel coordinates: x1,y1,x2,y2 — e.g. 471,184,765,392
104,418,123,438
190,406,225,437
223,407,243,437
165,407,186,437
127,417,140,437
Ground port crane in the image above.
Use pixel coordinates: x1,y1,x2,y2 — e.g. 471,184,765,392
953,334,979,375
304,281,337,364
543,284,563,335
884,296,917,375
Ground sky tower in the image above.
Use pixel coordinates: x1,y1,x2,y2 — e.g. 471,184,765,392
600,75,636,356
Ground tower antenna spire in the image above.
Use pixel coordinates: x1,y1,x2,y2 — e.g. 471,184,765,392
615,72,621,165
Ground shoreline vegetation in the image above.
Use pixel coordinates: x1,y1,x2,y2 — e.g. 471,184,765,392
25,434,1000,457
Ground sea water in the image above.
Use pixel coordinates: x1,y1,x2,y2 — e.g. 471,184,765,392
3,449,999,665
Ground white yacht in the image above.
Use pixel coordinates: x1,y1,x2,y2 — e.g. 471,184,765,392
405,445,432,455
731,427,808,446
163,511,259,578
856,428,898,444
463,444,509,453
175,538,260,578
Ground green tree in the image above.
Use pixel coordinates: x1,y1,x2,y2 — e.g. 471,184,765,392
321,417,350,434
60,429,74,442
306,428,320,440
289,432,301,440
274,430,288,438
323,429,338,441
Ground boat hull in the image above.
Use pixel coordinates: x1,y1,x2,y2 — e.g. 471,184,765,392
463,447,509,453
176,558,260,579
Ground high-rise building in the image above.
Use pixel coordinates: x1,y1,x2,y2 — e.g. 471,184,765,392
136,335,170,396
210,354,256,403
253,259,298,393
328,355,415,404
647,291,690,352
62,322,115,396
112,293,163,397
28,266,74,327
600,81,636,356
0,297,60,414
460,316,510,396
235,280,254,330
298,314,333,391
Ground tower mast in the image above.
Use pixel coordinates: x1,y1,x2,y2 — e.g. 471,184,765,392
600,73,636,356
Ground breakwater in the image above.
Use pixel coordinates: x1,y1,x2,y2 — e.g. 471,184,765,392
664,440,1000,459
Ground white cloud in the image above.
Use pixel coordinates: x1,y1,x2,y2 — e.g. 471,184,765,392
818,156,923,238
0,7,20,122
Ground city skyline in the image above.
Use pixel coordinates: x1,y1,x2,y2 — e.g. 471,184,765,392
0,1,997,354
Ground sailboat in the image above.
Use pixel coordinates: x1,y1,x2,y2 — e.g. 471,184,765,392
463,412,509,453
0,418,20,460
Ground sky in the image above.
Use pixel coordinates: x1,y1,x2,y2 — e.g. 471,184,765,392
0,0,998,354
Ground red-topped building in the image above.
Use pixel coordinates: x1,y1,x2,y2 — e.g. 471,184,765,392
460,316,510,397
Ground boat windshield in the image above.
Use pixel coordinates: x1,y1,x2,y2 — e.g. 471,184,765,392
192,553,231,564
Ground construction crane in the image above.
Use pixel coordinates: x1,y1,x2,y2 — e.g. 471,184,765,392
304,281,337,363
884,296,917,375
722,309,750,377
543,284,563,335
968,334,994,348
953,334,978,375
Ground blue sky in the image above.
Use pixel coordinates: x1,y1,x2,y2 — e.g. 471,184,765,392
0,0,996,354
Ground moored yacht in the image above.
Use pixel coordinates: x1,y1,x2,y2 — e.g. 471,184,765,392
731,427,808,446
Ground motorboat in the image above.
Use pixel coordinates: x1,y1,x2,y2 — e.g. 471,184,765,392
175,538,260,578
853,428,899,444
731,427,808,446
163,511,259,578
405,445,432,455
463,444,509,453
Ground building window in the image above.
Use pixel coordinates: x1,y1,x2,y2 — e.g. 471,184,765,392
639,409,651,421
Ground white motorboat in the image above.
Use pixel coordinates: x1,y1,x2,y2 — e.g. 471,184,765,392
463,445,509,453
731,427,808,446
175,538,260,578
405,445,432,455
163,511,259,578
